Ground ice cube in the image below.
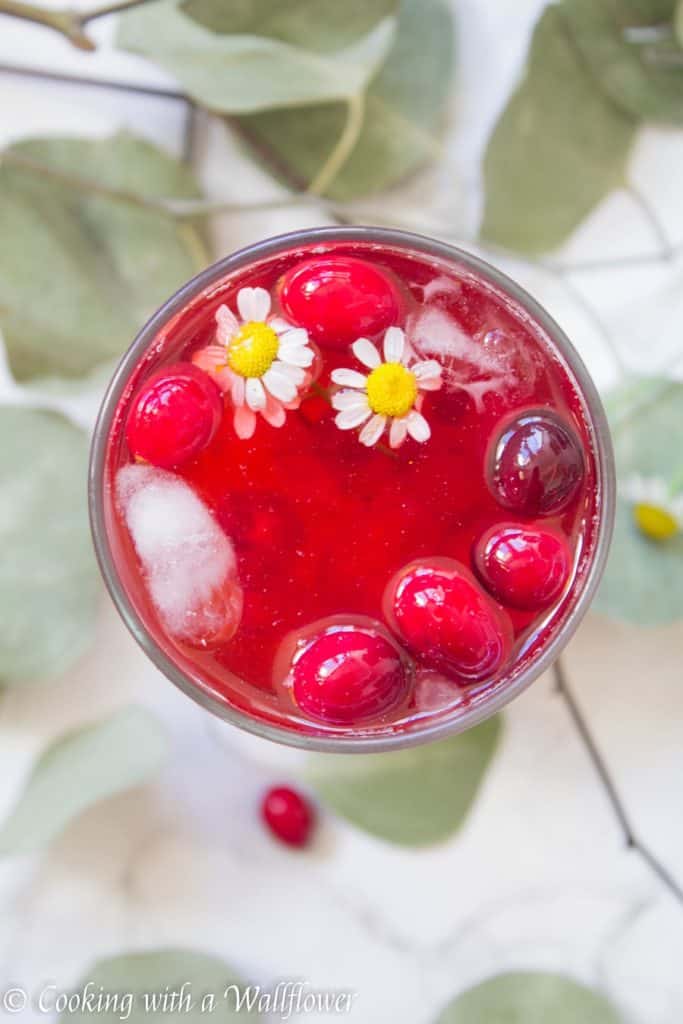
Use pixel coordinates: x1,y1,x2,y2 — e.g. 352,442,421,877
408,308,539,411
408,306,476,364
116,464,242,648
422,275,462,303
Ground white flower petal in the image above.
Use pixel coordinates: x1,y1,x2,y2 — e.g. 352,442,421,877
272,360,306,386
261,394,287,428
237,286,271,323
417,376,442,392
352,337,381,369
279,344,314,368
270,316,294,335
406,410,431,443
192,344,232,392
383,326,405,364
192,343,225,371
215,305,239,342
335,406,373,430
234,405,256,439
621,474,667,504
246,377,267,411
331,368,368,389
389,418,409,449
263,367,297,403
413,359,442,381
231,375,245,406
331,390,369,412
359,414,387,447
278,327,309,348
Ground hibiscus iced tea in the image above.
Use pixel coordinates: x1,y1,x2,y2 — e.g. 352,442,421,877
90,229,613,750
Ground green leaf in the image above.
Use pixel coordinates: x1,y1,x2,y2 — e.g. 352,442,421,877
435,972,622,1024
595,378,683,625
0,707,168,855
307,716,501,847
60,949,256,1023
234,0,455,199
0,133,207,382
676,0,683,45
559,0,683,125
480,6,637,255
182,0,396,51
0,406,98,682
117,0,396,113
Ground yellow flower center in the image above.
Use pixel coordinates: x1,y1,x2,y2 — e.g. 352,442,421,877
366,362,417,418
227,321,279,379
633,502,679,541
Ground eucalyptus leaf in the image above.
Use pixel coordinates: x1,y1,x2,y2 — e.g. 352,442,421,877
117,0,396,112
60,949,255,1022
0,707,168,855
235,0,454,199
0,406,98,682
559,0,683,125
480,6,637,254
595,378,683,625
0,133,207,382
182,0,396,52
307,716,501,846
435,972,622,1024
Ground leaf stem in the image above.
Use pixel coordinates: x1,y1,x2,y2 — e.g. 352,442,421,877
0,0,94,49
307,92,366,197
81,0,152,23
0,0,153,50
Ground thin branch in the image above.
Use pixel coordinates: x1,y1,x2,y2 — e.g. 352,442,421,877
555,659,683,904
627,184,675,260
0,61,187,100
0,0,94,49
81,0,152,24
182,101,198,165
0,0,153,51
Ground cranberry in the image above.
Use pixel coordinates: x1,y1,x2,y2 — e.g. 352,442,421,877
126,364,223,469
279,257,401,348
261,786,314,848
488,413,584,516
291,626,407,724
474,524,571,610
386,559,511,682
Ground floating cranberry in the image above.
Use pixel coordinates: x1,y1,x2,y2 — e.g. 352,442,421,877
126,363,223,469
292,626,407,724
386,559,510,682
474,524,571,611
279,257,401,348
261,786,314,848
488,413,584,516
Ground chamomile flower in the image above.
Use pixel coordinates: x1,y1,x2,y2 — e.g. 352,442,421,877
331,327,442,448
620,474,683,541
192,287,315,440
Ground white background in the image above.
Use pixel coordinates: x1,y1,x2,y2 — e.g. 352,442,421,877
0,1,682,1021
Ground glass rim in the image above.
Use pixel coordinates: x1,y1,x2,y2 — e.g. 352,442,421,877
88,225,616,754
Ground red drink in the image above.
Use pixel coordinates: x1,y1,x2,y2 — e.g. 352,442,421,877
91,230,613,749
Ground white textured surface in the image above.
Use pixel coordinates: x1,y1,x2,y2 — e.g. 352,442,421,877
0,2,682,1021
